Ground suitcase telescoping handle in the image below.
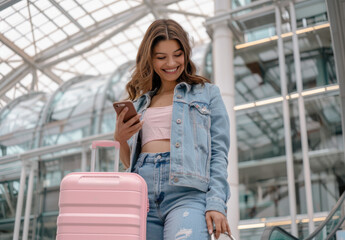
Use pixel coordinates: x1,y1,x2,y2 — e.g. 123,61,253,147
90,140,120,172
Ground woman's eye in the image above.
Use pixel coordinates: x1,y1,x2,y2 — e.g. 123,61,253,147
175,53,182,57
157,57,165,60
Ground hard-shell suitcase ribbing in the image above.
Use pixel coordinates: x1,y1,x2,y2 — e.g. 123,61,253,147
56,140,148,240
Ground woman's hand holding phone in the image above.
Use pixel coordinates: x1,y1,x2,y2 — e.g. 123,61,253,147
114,102,144,144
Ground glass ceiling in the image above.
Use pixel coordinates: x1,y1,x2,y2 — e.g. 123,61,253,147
0,0,214,109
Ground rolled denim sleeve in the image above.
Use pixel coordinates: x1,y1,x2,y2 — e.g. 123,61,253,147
205,84,231,216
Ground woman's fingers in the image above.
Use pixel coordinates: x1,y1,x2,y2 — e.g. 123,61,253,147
214,217,221,239
118,107,128,121
205,213,213,235
128,120,144,135
125,113,142,128
226,221,231,236
205,211,231,239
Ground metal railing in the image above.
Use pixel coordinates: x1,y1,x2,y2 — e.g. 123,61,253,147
261,191,345,240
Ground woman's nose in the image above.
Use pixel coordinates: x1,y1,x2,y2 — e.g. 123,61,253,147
167,57,176,66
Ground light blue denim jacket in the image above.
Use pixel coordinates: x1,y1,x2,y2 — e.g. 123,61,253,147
127,82,230,216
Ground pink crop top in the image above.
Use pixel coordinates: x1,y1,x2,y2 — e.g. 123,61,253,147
141,105,173,147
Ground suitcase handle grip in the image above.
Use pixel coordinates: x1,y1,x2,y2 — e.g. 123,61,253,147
91,140,120,149
90,140,120,172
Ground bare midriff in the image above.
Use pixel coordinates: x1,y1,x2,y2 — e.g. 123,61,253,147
141,139,170,153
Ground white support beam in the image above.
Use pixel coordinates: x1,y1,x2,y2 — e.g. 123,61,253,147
42,12,148,67
48,0,87,33
0,65,31,97
35,4,149,63
0,33,63,85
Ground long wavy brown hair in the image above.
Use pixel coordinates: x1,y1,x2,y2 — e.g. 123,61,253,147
126,19,210,100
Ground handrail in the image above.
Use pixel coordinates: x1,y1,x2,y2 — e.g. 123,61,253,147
261,226,298,240
305,191,345,240
261,191,345,240
326,213,345,240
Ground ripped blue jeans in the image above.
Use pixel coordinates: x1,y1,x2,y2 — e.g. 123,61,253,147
133,152,210,240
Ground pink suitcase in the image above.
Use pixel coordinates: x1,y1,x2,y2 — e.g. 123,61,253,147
56,140,148,240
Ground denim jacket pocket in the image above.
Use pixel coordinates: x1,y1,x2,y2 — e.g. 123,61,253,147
188,101,211,178
189,101,211,137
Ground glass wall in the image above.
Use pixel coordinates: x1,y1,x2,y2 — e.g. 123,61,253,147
40,75,107,146
0,92,48,157
211,0,344,238
238,103,289,220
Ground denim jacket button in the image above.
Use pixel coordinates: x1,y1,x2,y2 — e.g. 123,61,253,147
176,119,182,124
173,177,179,183
175,142,180,148
177,95,182,99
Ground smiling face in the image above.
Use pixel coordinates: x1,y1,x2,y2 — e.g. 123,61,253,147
152,39,185,85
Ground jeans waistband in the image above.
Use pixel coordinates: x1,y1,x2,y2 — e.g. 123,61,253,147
138,152,170,163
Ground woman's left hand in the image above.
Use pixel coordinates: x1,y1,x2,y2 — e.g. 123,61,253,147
205,210,231,239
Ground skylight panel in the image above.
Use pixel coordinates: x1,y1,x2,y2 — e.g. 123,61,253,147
59,72,76,82
14,37,31,49
74,59,93,73
59,0,79,12
73,40,92,52
21,74,32,87
78,14,95,28
85,52,105,65
178,1,197,11
15,21,31,36
49,30,67,44
108,1,132,14
40,21,58,35
92,7,112,22
83,0,105,12
119,42,135,57
0,3,17,19
0,43,15,60
1,20,11,33
124,26,142,39
36,37,54,50
31,12,49,26
104,47,122,59
6,88,15,99
0,99,6,108
34,0,52,11
111,32,128,45
24,45,36,56
63,23,79,35
0,62,12,76
53,14,70,28
98,40,113,50
28,28,45,41
43,6,61,19
5,12,25,27
7,54,23,65
3,28,21,42
69,6,86,19
95,60,116,74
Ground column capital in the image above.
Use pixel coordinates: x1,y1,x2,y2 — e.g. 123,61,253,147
204,14,244,42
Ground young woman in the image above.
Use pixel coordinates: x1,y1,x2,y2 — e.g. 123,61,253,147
114,19,231,240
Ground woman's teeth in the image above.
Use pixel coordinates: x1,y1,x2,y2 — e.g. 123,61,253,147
165,68,177,73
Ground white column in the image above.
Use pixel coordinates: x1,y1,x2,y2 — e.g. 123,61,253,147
13,162,26,240
213,0,239,239
289,0,315,233
22,162,36,240
275,4,298,236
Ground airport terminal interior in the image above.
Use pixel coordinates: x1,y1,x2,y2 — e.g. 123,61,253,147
1,0,345,239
